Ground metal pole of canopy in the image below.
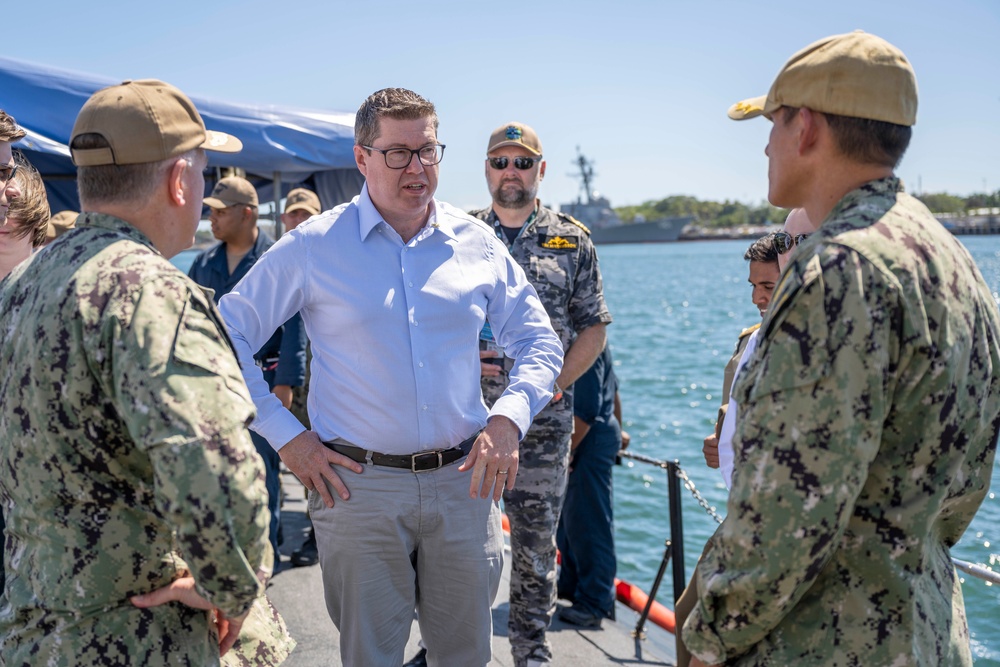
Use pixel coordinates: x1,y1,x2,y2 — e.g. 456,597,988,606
273,171,283,239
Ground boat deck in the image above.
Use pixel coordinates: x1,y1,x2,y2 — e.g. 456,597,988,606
270,468,678,666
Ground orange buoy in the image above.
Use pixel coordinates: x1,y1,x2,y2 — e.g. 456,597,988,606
614,578,676,634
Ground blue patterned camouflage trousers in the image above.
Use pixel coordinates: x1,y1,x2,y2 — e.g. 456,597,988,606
502,396,572,666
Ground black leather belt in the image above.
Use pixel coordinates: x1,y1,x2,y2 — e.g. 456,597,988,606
323,431,481,472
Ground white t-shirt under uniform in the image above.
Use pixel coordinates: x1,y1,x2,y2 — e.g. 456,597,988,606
718,328,760,489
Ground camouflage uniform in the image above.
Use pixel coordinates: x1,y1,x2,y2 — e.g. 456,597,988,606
471,205,612,665
0,213,279,666
683,178,1000,666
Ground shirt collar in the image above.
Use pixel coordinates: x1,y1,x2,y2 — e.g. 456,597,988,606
357,182,451,242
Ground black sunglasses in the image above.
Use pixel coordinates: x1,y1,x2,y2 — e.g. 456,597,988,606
488,156,542,170
774,231,810,255
0,163,18,186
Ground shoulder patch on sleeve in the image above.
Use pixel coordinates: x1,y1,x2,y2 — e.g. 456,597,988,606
557,212,591,235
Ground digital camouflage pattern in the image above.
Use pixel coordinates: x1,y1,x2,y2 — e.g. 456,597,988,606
0,213,278,666
471,204,612,665
683,178,1000,666
225,596,296,667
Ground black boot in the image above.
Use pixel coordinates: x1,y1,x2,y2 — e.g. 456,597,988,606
290,527,318,567
402,648,427,666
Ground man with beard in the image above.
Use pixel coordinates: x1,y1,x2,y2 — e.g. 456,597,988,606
470,122,612,667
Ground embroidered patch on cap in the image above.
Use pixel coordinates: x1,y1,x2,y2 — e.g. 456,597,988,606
505,126,523,140
733,100,763,115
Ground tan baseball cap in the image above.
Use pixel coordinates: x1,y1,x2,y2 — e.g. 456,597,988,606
487,122,543,156
728,31,917,126
46,210,78,241
284,188,321,215
203,176,258,209
70,79,242,166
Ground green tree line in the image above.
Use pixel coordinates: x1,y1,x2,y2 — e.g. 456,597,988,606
615,190,1000,227
914,190,1000,214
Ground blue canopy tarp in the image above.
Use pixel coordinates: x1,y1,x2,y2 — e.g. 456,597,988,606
0,56,364,214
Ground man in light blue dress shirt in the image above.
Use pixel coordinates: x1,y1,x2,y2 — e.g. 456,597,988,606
218,88,563,667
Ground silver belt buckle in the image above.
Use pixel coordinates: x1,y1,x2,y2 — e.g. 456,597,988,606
411,449,444,473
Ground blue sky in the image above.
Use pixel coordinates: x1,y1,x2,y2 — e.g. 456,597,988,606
9,0,999,212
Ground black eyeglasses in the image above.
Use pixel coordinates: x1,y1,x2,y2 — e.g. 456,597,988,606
363,144,445,169
488,156,542,170
0,163,18,186
774,231,810,254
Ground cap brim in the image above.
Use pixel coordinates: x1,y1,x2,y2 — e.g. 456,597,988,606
203,196,230,209
487,141,542,156
285,204,319,215
727,95,768,121
201,130,242,153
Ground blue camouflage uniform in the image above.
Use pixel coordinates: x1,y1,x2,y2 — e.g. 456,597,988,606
471,203,612,666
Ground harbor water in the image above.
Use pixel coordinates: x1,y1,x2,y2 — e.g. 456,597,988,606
172,235,1000,664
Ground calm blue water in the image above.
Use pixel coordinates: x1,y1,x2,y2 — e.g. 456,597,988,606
172,238,1000,663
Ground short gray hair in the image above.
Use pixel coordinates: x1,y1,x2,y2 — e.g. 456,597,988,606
73,133,192,206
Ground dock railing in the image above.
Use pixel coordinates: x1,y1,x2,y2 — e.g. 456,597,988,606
617,450,999,638
617,450,722,637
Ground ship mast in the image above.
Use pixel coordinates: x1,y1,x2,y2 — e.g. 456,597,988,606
573,147,596,205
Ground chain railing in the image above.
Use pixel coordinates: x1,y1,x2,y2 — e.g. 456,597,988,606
617,450,695,637
618,449,998,638
675,465,725,525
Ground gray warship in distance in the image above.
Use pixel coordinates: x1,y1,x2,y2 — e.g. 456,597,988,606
559,149,691,244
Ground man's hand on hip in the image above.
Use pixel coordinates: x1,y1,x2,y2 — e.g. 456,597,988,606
278,430,363,507
130,575,249,656
479,349,503,377
459,415,519,501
